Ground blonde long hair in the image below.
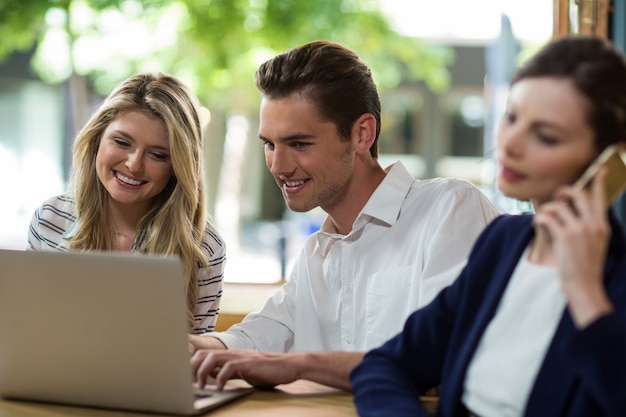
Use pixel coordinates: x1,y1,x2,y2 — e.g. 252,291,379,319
69,72,208,329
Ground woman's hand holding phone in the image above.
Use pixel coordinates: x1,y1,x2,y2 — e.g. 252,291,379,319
572,144,626,208
534,165,614,329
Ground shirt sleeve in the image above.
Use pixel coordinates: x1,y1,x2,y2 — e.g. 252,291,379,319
192,225,226,334
210,264,298,352
27,206,44,251
25,195,75,252
566,313,626,415
417,181,499,307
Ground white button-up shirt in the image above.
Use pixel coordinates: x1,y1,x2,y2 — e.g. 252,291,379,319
213,162,499,352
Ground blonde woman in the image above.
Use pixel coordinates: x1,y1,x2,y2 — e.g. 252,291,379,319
28,73,224,334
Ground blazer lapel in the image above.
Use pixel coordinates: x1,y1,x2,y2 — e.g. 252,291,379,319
445,218,535,414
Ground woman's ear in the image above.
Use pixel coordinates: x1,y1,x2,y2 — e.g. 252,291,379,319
352,113,377,155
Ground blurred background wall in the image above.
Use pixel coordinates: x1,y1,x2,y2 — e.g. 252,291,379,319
0,0,606,284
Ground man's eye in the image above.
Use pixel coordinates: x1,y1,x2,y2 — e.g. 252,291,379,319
293,142,309,149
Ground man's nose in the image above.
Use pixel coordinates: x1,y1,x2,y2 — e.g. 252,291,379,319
267,146,294,177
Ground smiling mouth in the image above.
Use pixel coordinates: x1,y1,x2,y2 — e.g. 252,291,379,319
284,179,307,188
114,171,146,186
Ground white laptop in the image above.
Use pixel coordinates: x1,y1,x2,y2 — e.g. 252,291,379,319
0,248,253,415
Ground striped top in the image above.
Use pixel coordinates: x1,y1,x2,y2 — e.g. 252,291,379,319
27,194,225,334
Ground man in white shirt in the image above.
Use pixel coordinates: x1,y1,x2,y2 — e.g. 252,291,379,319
190,40,499,390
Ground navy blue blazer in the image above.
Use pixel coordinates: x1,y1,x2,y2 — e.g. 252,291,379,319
351,214,626,417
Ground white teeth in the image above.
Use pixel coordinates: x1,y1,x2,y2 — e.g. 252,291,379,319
285,180,305,187
115,172,143,186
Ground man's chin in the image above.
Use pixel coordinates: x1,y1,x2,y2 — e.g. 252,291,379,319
285,202,314,213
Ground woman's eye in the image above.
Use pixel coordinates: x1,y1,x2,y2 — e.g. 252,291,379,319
150,152,169,161
536,133,558,146
503,111,515,124
113,138,130,148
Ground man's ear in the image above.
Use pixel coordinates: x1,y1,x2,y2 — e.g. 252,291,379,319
352,113,377,155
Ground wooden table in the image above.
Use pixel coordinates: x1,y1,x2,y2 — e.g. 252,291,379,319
0,380,357,417
209,381,357,417
0,380,441,417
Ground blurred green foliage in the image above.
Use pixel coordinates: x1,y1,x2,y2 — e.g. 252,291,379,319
0,0,453,111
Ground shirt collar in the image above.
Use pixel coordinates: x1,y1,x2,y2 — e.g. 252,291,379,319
359,161,415,227
315,161,415,255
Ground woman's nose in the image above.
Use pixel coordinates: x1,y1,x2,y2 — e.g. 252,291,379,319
125,151,143,173
498,122,523,157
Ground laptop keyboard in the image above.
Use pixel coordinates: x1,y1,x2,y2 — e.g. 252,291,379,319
193,386,216,399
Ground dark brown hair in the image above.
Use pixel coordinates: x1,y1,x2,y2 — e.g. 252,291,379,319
512,36,626,152
255,40,382,157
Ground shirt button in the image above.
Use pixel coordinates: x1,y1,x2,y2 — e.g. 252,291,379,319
343,336,352,344
345,286,352,294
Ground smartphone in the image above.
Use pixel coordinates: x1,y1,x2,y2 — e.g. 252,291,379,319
573,144,626,208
